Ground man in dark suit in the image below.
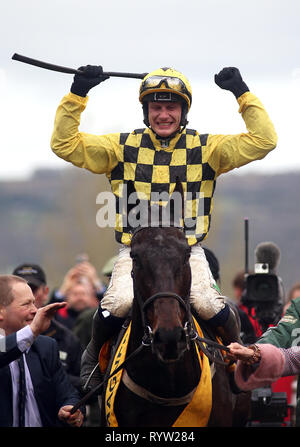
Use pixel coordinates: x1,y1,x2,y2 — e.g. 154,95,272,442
0,274,84,427
12,263,83,390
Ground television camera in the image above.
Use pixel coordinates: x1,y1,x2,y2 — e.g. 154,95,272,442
240,219,289,426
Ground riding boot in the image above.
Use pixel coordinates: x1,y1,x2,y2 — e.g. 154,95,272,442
214,305,243,394
215,305,242,345
80,308,125,395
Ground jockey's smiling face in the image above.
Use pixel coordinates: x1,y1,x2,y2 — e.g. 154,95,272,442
148,101,182,138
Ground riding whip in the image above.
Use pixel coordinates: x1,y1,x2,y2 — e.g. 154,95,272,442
11,53,148,80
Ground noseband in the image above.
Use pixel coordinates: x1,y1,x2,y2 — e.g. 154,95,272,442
135,289,230,363
130,226,230,363
143,291,188,311
136,289,193,350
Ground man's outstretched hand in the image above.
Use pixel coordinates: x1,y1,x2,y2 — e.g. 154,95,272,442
30,302,67,337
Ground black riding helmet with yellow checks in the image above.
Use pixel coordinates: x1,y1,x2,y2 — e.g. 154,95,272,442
139,67,192,130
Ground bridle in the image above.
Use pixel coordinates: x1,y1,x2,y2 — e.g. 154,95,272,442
136,289,193,349
130,225,193,347
134,287,230,364
130,226,230,361
70,293,231,414
70,227,231,414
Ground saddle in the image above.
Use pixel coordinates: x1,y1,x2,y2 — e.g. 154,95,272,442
99,318,131,376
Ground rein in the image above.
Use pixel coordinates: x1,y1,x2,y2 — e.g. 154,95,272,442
136,287,230,365
70,330,148,414
131,226,231,365
70,308,230,414
71,227,231,413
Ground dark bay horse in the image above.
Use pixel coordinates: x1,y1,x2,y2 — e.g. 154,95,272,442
100,224,237,427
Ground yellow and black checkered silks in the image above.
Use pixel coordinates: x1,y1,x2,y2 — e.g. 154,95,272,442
51,91,278,247
108,128,216,246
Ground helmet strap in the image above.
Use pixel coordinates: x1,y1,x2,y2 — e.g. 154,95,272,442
142,103,150,127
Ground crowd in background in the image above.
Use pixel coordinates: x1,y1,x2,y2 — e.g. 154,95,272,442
1,247,300,427
0,254,114,427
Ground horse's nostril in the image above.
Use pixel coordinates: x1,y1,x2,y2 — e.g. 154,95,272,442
153,327,187,362
154,327,183,345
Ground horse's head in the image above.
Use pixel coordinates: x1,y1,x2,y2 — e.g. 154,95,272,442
130,225,192,363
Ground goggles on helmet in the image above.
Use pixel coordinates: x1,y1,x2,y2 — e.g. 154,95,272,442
140,76,192,109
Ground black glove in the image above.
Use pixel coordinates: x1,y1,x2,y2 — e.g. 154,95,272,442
70,65,110,97
214,67,249,99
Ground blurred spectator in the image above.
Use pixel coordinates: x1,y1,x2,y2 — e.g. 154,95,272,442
51,257,105,331
283,282,300,314
13,263,83,390
276,281,300,421
231,270,258,344
72,255,116,427
100,255,118,282
232,270,297,424
73,255,116,348
232,270,246,304
202,247,243,345
54,255,105,302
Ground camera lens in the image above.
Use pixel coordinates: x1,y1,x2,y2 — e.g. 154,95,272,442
246,274,279,302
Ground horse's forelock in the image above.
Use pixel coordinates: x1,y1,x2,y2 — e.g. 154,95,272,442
132,228,189,265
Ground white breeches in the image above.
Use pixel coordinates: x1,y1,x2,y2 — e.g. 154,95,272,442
101,244,226,319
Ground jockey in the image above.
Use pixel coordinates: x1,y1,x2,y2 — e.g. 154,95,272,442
51,65,277,388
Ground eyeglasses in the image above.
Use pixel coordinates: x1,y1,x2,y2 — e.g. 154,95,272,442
140,76,191,104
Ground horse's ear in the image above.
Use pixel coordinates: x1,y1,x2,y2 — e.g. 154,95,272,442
127,180,136,199
169,177,184,224
126,180,142,230
173,177,184,199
